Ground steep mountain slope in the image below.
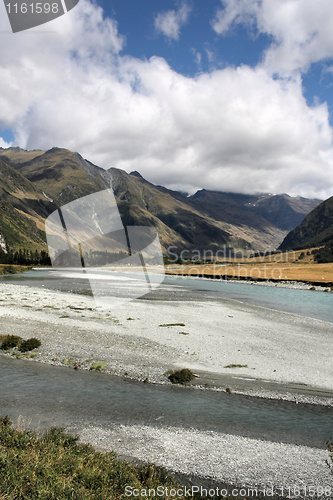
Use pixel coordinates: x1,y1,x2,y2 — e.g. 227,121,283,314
0,158,53,251
279,196,333,250
0,146,322,255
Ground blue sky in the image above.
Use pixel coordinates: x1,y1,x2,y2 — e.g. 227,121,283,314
0,0,333,198
101,0,273,75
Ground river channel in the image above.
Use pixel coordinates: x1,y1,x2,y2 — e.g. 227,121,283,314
0,269,332,452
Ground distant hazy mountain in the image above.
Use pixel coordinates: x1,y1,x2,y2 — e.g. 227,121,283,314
0,147,321,256
279,196,333,250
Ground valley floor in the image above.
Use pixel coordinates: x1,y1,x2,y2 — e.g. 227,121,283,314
165,260,333,286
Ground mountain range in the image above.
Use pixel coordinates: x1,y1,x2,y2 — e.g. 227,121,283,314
0,146,322,257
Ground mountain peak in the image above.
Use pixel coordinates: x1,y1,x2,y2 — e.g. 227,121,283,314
130,170,143,178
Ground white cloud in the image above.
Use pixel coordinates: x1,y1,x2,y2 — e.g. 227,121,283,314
212,0,258,36
0,0,333,199
154,3,191,41
213,0,333,76
191,48,202,67
0,138,12,148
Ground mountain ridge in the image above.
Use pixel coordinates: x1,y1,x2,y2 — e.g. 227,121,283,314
0,146,322,256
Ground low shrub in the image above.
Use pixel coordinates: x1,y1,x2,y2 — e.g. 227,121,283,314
62,358,74,365
313,243,333,263
0,335,22,350
90,361,107,372
168,368,194,385
18,338,41,352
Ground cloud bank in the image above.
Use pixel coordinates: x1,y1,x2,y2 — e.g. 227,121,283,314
0,0,333,199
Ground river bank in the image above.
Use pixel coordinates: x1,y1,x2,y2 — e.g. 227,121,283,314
1,354,332,499
0,264,32,275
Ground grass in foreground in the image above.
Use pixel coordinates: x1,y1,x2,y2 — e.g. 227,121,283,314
0,416,187,500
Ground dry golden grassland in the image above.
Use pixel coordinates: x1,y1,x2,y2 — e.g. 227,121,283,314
165,249,333,285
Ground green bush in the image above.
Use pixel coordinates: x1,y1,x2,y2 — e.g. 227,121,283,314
168,368,194,385
90,361,107,371
18,338,41,352
313,243,333,263
0,335,22,350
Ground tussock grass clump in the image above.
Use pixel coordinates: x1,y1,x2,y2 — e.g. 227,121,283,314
0,417,187,500
18,338,41,352
168,368,194,385
90,361,107,371
0,335,22,350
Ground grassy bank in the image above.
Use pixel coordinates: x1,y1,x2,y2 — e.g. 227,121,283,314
0,264,32,276
0,417,186,500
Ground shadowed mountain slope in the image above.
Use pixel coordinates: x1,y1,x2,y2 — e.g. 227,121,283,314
279,196,333,250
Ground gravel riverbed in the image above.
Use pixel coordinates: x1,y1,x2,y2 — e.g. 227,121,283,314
1,282,333,497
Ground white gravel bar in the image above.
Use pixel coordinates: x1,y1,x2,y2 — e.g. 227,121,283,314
77,423,333,499
1,283,332,397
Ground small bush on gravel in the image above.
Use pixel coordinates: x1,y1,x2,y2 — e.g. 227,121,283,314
0,335,22,350
90,361,107,372
168,368,194,385
18,338,41,352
